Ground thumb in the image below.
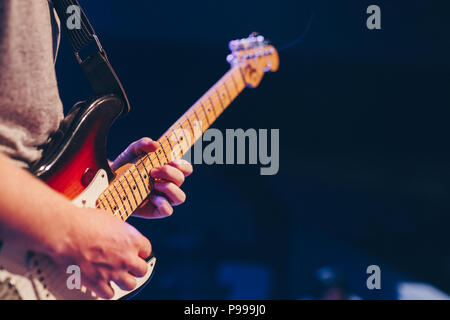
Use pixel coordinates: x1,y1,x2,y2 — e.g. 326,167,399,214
111,138,159,170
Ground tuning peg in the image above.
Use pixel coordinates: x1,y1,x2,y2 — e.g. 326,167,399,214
229,40,240,52
229,33,268,52
226,53,237,65
240,38,249,49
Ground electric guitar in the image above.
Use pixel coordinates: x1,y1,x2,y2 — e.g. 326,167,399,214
0,33,279,300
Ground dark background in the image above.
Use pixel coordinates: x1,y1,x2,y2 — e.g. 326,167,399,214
55,0,450,299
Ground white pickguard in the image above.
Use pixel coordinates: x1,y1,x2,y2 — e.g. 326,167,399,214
0,169,156,300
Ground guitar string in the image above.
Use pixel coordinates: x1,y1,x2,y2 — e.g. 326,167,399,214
144,47,272,159
116,49,265,173
97,51,267,218
121,67,241,176
95,65,245,208
143,67,244,160
96,72,244,218
100,84,234,219
98,52,268,218
106,49,267,196
100,106,217,219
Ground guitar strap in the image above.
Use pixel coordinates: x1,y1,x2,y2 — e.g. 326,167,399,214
52,0,130,116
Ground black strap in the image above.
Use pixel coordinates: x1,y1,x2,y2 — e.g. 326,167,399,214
52,0,130,116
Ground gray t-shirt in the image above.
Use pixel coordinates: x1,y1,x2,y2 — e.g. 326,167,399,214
0,0,63,168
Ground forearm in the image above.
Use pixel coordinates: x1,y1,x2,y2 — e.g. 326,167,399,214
0,152,75,255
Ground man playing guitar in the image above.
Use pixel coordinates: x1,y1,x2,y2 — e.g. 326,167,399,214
0,0,192,299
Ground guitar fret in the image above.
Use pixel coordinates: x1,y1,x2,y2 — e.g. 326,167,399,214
230,70,240,94
138,159,150,180
171,129,184,156
165,144,173,161
103,194,115,214
193,108,206,133
139,160,153,194
179,118,191,151
154,149,163,166
131,169,145,202
164,135,177,161
215,88,224,111
108,188,124,219
117,178,133,214
222,81,233,102
124,173,139,207
158,141,170,163
219,81,229,106
134,163,150,195
202,98,213,122
199,102,211,126
165,135,174,152
145,153,157,168
177,121,191,153
207,96,218,120
234,67,247,91
217,83,230,108
186,114,195,141
97,197,107,211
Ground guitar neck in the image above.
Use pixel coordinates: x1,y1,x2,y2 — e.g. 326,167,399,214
158,65,246,161
96,66,247,219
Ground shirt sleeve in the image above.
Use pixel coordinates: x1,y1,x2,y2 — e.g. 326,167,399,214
0,0,64,167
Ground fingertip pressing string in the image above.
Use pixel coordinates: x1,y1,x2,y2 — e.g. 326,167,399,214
278,13,314,52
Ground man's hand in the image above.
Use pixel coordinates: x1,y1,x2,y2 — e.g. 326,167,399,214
0,152,152,299
110,138,193,219
51,208,152,299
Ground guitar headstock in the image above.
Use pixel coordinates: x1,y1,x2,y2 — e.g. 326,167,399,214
227,33,279,88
